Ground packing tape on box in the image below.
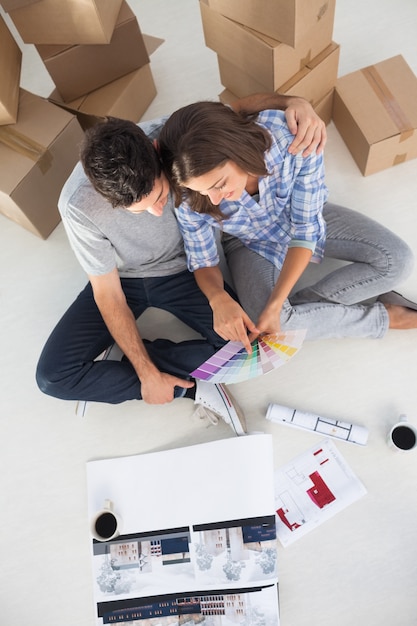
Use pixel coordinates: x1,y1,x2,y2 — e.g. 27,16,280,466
393,153,407,166
361,65,414,142
0,126,52,173
299,50,312,71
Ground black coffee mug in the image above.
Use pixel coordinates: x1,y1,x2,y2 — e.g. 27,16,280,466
91,499,122,541
388,415,417,452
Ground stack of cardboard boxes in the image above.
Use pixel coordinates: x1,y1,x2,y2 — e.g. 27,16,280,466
0,0,160,238
1,1,416,242
200,0,417,177
199,0,339,125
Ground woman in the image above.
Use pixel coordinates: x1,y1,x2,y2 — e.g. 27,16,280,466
159,101,417,353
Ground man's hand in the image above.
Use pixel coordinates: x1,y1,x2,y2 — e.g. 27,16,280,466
140,369,194,404
284,96,327,156
230,92,327,157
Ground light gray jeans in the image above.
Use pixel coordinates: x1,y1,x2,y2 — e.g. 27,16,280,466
222,203,414,340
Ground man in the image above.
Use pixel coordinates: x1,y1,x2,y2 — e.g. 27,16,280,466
35,94,326,435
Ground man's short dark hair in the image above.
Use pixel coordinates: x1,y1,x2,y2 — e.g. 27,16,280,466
80,117,162,208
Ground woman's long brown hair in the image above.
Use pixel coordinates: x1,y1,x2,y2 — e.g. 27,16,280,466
159,101,271,218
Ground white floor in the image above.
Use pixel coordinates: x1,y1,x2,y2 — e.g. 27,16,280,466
1,1,417,625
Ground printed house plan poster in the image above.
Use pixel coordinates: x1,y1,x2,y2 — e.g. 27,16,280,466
86,434,280,626
274,438,367,547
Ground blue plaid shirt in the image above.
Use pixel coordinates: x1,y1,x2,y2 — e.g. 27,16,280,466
176,109,328,272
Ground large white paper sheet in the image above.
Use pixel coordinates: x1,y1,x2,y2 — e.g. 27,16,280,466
87,435,280,626
87,435,275,531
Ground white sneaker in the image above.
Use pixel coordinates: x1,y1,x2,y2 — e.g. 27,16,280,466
193,380,247,436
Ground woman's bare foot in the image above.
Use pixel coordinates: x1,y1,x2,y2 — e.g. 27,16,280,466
384,304,417,329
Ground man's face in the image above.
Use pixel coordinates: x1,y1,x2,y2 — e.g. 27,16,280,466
126,174,170,216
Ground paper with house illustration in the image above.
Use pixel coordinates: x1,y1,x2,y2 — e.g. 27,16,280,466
87,435,280,625
274,438,367,547
191,329,307,384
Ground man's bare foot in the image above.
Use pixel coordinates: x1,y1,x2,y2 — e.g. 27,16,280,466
385,304,417,329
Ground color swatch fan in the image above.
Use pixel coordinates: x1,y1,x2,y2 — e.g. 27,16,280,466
191,329,307,384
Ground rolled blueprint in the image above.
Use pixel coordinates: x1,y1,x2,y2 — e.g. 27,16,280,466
266,403,369,446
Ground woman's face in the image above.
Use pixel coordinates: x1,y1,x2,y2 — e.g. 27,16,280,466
183,161,250,205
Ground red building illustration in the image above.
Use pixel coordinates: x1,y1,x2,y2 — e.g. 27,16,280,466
306,471,335,508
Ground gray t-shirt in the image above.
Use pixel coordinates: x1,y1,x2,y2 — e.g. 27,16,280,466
58,116,188,278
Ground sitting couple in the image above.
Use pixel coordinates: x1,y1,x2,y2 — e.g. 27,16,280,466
36,93,417,436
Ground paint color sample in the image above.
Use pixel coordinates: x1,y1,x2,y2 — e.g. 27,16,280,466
191,329,306,383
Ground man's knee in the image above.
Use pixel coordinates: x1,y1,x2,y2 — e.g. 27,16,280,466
35,353,76,400
35,358,62,398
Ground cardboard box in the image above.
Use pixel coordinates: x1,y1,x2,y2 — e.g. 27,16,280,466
35,1,149,102
218,88,238,107
0,15,22,125
0,89,84,238
7,0,123,44
1,0,40,10
218,42,339,111
200,0,334,92
217,56,270,99
49,63,157,131
313,89,334,126
142,33,165,57
219,87,334,126
333,55,417,176
207,0,335,48
277,42,339,105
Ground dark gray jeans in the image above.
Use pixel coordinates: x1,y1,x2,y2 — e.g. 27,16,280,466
36,270,228,403
223,203,414,340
